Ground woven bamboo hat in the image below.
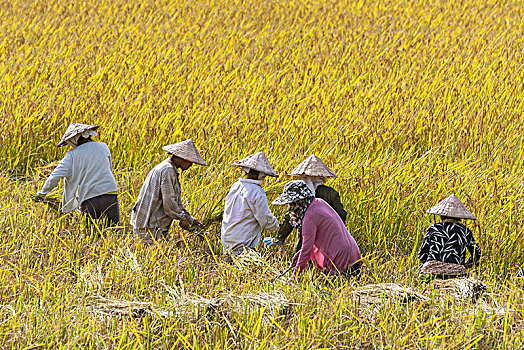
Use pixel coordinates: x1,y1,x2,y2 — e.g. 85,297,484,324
162,139,207,166
289,154,337,178
427,194,476,220
231,152,279,177
57,123,99,147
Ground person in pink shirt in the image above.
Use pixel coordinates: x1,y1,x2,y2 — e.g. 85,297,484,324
272,180,362,277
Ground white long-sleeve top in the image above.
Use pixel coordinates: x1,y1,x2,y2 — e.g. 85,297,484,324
37,141,118,213
221,178,279,255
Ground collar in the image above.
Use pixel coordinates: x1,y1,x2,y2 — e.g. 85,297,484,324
239,178,263,186
166,157,180,172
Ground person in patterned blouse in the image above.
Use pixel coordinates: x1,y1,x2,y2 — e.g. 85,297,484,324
418,194,481,279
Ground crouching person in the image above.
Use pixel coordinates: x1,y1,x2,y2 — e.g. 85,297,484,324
263,154,347,253
36,123,120,228
131,140,206,245
273,180,361,277
221,152,279,256
419,194,481,280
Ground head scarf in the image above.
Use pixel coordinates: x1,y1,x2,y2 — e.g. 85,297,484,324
272,180,315,230
288,197,313,229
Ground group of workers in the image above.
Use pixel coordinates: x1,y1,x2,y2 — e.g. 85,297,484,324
36,123,481,280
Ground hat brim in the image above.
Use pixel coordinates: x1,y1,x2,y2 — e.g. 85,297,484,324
57,125,99,147
163,147,207,166
232,163,278,177
272,194,296,205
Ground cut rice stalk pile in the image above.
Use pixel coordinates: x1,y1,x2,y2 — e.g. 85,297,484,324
232,249,282,279
348,283,429,306
431,277,487,303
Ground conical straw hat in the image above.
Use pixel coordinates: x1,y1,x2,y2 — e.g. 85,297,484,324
231,152,279,177
289,154,337,178
162,139,207,166
427,194,476,220
57,123,99,147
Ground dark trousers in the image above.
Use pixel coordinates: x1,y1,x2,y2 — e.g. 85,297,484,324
80,194,120,227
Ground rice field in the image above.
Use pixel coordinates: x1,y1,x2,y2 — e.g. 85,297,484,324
1,0,524,347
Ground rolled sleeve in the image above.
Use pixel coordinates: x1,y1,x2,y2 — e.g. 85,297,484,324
38,153,72,196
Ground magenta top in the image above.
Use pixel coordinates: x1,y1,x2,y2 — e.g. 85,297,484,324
293,198,361,275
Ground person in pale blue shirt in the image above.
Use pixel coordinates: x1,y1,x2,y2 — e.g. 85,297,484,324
36,123,119,227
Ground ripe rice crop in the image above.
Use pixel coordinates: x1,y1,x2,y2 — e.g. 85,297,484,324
1,0,524,347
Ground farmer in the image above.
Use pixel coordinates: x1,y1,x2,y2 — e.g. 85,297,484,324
272,180,361,277
418,194,481,279
263,155,346,252
36,122,120,227
221,152,279,256
131,139,206,245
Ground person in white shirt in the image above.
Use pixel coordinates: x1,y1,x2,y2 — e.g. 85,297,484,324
36,123,119,227
221,152,279,256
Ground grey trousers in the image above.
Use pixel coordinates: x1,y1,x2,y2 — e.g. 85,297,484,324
80,194,120,227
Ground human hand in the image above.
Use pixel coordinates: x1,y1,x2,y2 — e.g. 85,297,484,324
179,219,191,231
192,219,205,228
291,252,299,267
263,237,282,247
33,193,46,201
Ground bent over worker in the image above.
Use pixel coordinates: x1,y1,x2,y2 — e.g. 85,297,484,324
131,139,206,245
264,155,346,253
273,180,361,277
419,194,481,279
221,152,279,256
36,123,119,227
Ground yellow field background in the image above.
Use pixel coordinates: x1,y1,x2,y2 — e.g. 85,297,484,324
1,0,524,347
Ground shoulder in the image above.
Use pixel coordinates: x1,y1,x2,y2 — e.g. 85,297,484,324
315,185,339,197
426,223,441,233
154,159,175,176
456,223,472,234
244,182,266,199
304,198,324,215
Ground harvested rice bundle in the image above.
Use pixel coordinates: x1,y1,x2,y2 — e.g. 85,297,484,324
431,277,487,303
348,283,429,305
232,249,281,278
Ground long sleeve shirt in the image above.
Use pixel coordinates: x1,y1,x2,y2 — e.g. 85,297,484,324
293,198,361,276
130,158,194,231
418,221,481,266
276,184,347,252
37,141,118,213
221,178,279,255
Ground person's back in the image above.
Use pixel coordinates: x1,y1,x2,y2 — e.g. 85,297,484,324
66,142,117,199
419,221,477,265
53,141,117,212
296,198,360,274
314,184,347,223
221,178,278,255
